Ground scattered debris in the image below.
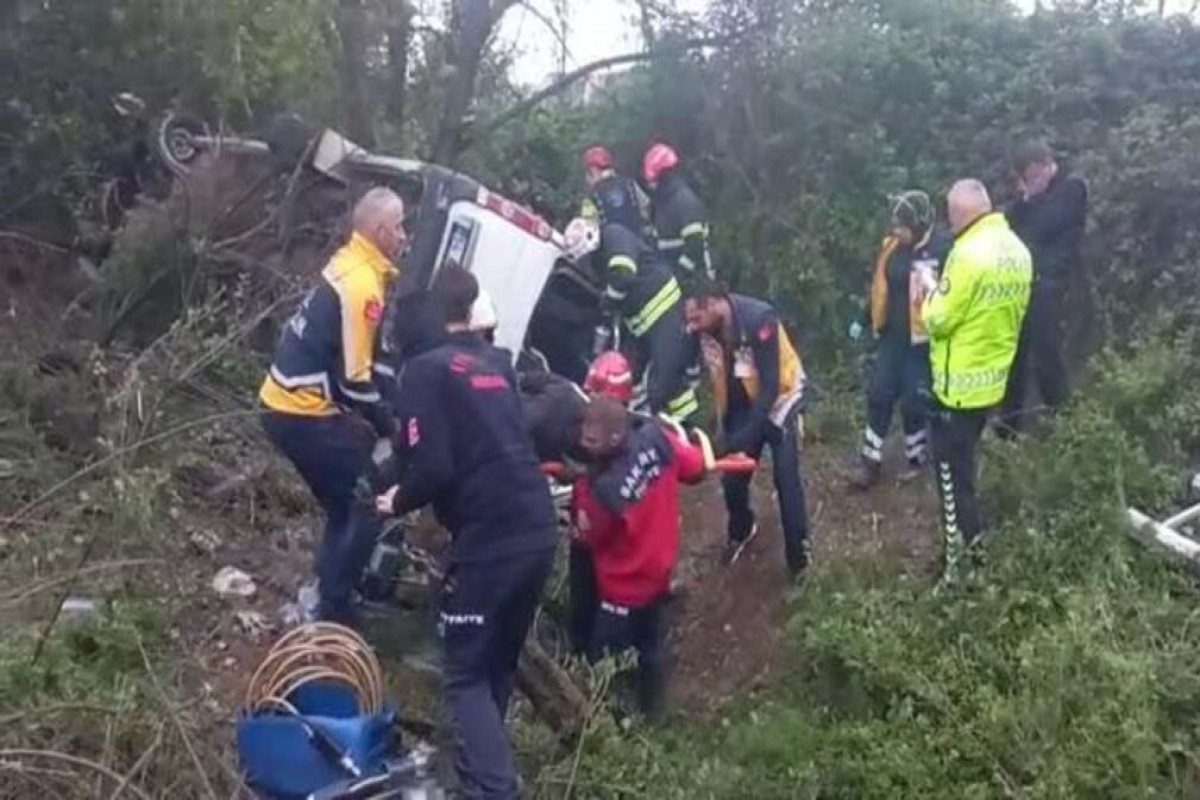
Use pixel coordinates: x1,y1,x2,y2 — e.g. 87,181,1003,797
188,528,222,555
0,459,14,480
235,610,272,639
59,596,99,625
211,566,256,598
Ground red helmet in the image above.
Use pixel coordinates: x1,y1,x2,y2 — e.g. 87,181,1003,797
581,145,614,172
584,351,633,403
642,142,680,184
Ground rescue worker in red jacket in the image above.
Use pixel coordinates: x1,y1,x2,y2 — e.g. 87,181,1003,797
848,190,952,490
685,281,811,576
564,215,700,423
573,396,707,716
259,187,404,625
642,142,715,284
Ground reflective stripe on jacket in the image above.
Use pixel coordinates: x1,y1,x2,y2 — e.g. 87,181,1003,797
701,294,805,451
259,232,397,428
599,223,682,337
923,213,1032,409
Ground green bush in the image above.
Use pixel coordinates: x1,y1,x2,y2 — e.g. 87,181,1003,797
542,329,1200,798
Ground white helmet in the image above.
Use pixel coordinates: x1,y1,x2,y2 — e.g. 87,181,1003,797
563,217,601,262
468,288,498,332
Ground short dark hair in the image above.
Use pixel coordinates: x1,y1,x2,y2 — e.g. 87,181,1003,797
686,276,729,303
430,267,478,325
583,396,630,439
1011,139,1055,174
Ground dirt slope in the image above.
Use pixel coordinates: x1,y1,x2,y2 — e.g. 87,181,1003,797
669,444,941,713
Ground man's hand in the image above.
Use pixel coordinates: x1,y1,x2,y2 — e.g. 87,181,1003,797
375,485,399,515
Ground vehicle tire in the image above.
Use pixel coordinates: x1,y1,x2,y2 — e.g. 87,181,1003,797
156,112,210,176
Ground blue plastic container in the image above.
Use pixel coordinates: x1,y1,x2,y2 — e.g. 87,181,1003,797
237,681,396,799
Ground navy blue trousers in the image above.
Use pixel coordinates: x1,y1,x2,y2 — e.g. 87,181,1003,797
261,411,376,624
440,548,554,799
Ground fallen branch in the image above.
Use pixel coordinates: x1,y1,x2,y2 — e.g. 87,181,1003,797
0,409,255,531
0,749,153,800
0,231,72,255
2,559,164,606
136,636,219,800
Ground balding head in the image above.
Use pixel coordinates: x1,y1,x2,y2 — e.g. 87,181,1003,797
352,187,406,259
947,179,992,234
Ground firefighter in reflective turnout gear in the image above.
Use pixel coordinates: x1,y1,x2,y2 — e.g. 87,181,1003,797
924,180,1031,581
564,216,700,423
580,145,653,239
848,190,952,490
258,187,405,625
685,282,811,577
643,142,715,284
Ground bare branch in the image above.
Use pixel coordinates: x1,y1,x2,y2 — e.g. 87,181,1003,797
473,31,755,140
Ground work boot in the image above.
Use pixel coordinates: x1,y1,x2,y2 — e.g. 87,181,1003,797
846,456,881,491
786,541,810,581
722,522,759,566
899,452,928,483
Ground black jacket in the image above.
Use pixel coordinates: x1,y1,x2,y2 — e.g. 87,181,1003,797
652,172,713,280
519,371,588,463
880,228,952,341
1007,170,1088,290
586,173,651,239
389,330,557,564
599,223,682,338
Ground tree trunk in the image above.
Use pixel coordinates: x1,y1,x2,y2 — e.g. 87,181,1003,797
515,638,591,742
430,0,516,166
336,0,375,147
385,0,413,131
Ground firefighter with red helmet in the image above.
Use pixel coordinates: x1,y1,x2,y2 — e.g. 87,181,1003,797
563,216,700,424
643,142,715,283
580,145,653,239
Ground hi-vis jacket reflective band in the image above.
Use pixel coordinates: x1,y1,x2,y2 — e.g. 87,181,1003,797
605,255,638,301
704,294,805,432
625,278,682,337
665,386,699,422
260,232,397,419
923,212,1032,410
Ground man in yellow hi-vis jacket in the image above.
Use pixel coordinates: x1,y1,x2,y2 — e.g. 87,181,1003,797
924,179,1031,578
259,187,405,625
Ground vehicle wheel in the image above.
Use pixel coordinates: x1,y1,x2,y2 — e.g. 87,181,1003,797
156,112,210,176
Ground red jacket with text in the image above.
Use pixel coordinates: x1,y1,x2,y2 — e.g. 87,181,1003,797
572,419,705,607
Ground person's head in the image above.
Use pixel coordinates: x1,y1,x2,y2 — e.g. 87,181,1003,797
581,145,615,187
684,279,732,336
584,351,633,404
946,179,993,234
888,190,933,245
579,396,630,461
468,289,499,344
430,266,479,329
642,142,680,189
352,186,407,259
1011,139,1058,199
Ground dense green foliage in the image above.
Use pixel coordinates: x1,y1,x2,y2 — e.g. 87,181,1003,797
528,331,1200,798
475,1,1200,367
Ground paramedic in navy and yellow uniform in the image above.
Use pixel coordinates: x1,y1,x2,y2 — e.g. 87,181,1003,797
259,187,405,626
